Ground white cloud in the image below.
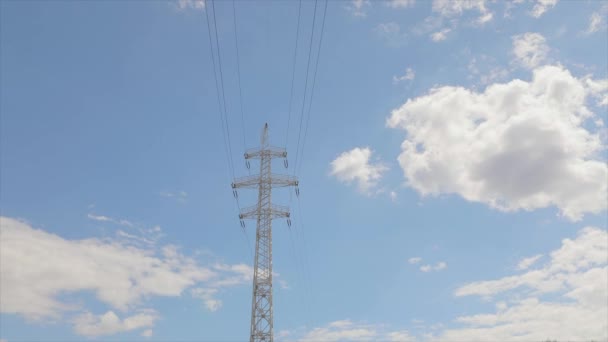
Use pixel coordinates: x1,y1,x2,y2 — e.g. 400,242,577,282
585,77,608,107
88,213,134,227
432,0,492,24
436,226,607,341
387,330,415,341
346,0,371,17
374,22,407,47
386,0,415,9
393,68,416,84
330,147,388,193
408,257,422,264
176,0,205,10
517,254,543,270
390,191,398,202
72,310,157,337
420,264,433,272
476,11,493,25
420,262,447,272
375,22,401,35
467,54,509,86
0,216,252,336
585,4,608,34
191,288,222,312
387,65,607,221
432,0,489,17
430,28,451,42
160,190,188,203
587,12,604,34
530,0,558,18
141,329,153,337
297,320,413,342
512,32,549,69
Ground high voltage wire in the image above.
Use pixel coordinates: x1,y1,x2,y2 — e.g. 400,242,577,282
210,0,236,179
284,0,303,149
232,0,247,151
297,0,328,176
205,0,235,179
293,0,319,176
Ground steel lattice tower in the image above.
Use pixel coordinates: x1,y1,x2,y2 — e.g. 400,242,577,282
232,123,298,342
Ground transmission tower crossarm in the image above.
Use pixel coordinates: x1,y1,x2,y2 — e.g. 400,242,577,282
232,174,299,189
244,146,287,159
239,204,291,219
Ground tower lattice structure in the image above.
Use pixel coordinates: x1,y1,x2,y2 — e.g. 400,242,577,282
232,123,298,342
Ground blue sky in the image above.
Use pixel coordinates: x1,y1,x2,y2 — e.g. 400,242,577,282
1,0,607,341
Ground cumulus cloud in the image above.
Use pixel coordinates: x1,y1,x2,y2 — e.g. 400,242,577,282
432,0,492,24
297,320,414,342
530,0,558,18
72,310,158,337
512,32,549,69
330,147,388,193
387,65,607,220
436,226,607,341
0,217,252,336
393,67,416,84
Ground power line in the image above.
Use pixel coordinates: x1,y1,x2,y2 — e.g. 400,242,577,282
293,0,319,176
297,0,328,176
284,0,303,149
205,0,235,179
210,0,236,178
232,0,247,151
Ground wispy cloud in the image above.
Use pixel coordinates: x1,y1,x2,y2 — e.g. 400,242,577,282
87,213,134,227
393,67,415,84
408,257,422,264
297,320,414,342
430,28,451,42
585,4,608,34
160,190,188,203
175,0,205,11
517,254,543,270
420,261,447,272
439,227,607,341
530,0,558,18
0,216,253,336
346,0,371,17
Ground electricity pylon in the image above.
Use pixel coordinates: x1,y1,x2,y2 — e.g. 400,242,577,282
231,123,298,342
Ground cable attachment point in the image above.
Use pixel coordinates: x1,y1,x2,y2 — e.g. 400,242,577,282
284,159,288,169
246,160,250,170
295,187,300,197
240,219,245,228
233,189,238,199
287,218,291,227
